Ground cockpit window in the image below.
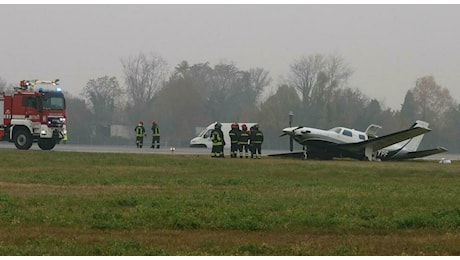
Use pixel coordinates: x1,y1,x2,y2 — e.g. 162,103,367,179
330,127,342,134
359,134,366,140
342,129,353,137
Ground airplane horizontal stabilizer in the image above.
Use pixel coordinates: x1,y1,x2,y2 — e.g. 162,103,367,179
402,147,448,160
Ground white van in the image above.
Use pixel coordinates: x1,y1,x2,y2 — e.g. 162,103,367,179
190,122,257,148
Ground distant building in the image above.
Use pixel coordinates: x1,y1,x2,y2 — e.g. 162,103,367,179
110,125,131,139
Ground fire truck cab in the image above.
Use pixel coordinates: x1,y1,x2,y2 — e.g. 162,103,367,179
0,79,66,150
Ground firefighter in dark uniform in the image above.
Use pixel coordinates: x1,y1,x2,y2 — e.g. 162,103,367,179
249,125,255,158
251,124,264,159
151,120,160,149
134,121,146,148
238,124,250,158
228,123,240,158
210,122,225,158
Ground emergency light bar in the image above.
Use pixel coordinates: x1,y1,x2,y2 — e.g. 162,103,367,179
18,79,61,91
20,79,60,86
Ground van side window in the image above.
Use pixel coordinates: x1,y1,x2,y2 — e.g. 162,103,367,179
342,129,353,137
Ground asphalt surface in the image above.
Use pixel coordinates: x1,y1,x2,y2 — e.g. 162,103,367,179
0,142,456,161
0,142,285,157
0,142,209,155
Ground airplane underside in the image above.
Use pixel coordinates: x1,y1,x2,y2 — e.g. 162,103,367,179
303,141,429,161
301,140,365,160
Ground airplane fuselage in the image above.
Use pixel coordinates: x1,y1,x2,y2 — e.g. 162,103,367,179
284,126,369,160
288,126,368,145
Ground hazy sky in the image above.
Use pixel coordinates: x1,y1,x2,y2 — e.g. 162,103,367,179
1,4,459,109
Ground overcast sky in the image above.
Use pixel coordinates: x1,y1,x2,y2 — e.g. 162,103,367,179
1,4,459,109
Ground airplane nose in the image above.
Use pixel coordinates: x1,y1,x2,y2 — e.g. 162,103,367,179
281,126,304,136
280,128,290,137
281,127,295,137
282,126,297,132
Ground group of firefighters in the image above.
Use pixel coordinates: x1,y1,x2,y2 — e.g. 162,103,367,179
134,120,264,158
211,122,264,159
134,120,160,149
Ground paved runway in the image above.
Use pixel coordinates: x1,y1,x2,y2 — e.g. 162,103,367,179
0,142,286,157
0,142,456,161
0,142,211,155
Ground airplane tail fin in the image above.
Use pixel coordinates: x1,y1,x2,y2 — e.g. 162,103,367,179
403,120,430,152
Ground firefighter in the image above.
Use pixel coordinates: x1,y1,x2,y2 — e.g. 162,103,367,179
228,123,240,158
238,124,250,158
250,124,264,159
62,124,68,144
210,122,225,158
134,121,146,148
151,120,160,149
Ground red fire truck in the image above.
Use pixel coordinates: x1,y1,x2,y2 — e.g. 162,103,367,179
0,79,66,150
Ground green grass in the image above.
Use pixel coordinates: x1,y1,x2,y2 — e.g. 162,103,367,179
0,149,459,255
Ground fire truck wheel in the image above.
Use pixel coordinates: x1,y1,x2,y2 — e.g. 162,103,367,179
13,129,33,150
38,139,56,150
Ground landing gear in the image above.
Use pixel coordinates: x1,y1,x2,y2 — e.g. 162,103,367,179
302,145,308,160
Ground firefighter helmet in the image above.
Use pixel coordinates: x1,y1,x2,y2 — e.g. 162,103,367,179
242,124,247,131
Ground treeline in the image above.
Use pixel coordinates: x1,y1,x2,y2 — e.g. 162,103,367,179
2,52,459,152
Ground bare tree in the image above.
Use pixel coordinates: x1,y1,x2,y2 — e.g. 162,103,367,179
206,62,271,121
207,62,243,120
212,62,240,95
400,90,417,126
248,67,272,104
314,54,353,102
121,52,168,120
289,53,352,109
0,77,7,93
411,75,455,126
81,76,123,126
65,93,95,144
289,54,325,108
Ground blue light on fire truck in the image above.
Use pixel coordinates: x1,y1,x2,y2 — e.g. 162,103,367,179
38,86,62,92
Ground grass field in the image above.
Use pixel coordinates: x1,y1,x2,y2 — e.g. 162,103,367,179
0,149,459,255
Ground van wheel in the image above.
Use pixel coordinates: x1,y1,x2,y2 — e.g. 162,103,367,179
14,129,33,150
38,138,56,150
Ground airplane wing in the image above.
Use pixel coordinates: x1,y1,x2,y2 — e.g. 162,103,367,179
268,151,305,159
398,147,448,160
337,126,431,159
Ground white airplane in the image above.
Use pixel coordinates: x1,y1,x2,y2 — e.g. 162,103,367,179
279,120,447,161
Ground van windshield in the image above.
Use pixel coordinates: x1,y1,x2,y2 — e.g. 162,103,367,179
203,129,213,138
